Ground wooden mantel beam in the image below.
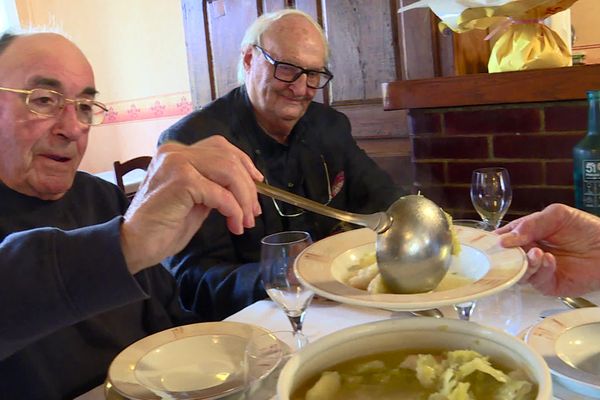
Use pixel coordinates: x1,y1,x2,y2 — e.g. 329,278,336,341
383,64,600,110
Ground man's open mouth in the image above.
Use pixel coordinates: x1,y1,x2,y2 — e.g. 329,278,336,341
45,154,70,162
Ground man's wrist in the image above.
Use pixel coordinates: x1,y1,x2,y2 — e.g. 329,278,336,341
119,219,145,275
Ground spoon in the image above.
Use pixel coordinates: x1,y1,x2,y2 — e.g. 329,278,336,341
255,181,453,294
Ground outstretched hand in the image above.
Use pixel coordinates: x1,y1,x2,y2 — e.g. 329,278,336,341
496,203,600,296
120,136,263,274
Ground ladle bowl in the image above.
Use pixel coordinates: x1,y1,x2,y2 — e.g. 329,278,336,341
255,181,453,293
376,195,453,293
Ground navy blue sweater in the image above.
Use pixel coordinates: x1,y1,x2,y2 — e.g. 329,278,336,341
0,172,195,399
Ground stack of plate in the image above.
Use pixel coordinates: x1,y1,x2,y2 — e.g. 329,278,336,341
524,308,600,399
106,321,279,400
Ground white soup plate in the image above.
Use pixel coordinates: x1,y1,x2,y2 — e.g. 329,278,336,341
294,226,527,310
108,321,273,399
527,308,600,398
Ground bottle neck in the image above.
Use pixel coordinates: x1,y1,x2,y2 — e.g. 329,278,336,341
588,90,600,135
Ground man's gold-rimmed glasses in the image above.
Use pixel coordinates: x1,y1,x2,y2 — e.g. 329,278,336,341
0,87,108,126
267,155,333,218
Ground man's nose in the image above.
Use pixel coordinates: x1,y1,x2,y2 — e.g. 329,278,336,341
53,103,88,139
289,73,312,95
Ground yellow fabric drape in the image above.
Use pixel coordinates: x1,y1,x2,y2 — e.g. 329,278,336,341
488,21,572,72
399,0,579,73
450,0,578,72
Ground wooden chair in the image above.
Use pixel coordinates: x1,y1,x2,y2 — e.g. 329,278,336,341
113,156,152,198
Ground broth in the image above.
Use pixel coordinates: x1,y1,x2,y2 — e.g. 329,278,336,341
291,349,537,400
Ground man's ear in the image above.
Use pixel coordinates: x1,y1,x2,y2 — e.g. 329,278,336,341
242,45,254,72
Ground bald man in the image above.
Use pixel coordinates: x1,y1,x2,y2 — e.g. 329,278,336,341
0,31,262,398
159,10,404,321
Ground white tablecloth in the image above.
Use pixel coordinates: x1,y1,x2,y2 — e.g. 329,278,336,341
226,286,600,339
77,286,600,400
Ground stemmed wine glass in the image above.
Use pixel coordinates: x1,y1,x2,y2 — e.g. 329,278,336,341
470,167,512,231
453,167,513,320
260,231,314,335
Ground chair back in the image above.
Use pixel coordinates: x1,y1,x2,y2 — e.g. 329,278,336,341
113,156,152,196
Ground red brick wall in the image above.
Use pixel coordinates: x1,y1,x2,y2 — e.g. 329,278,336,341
408,100,588,220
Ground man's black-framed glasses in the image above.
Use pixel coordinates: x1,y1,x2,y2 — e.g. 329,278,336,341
254,45,333,89
0,87,108,126
267,155,333,218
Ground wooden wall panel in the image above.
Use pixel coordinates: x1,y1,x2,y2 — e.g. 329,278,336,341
206,0,258,98
295,0,324,104
180,0,211,108
323,0,396,103
395,0,487,79
339,104,408,138
356,137,410,156
261,0,287,13
437,26,456,77
357,137,413,192
453,30,490,75
395,0,437,80
294,0,319,20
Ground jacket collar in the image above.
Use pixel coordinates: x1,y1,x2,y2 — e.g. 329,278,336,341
232,86,331,205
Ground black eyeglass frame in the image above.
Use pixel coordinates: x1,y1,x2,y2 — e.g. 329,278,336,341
0,86,108,126
265,155,333,218
253,45,334,89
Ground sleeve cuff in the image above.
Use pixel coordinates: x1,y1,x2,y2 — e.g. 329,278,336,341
56,216,149,318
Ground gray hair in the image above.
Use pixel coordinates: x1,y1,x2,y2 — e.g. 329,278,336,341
236,9,329,84
0,32,19,57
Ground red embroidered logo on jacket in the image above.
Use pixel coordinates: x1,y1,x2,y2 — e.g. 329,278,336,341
331,171,345,198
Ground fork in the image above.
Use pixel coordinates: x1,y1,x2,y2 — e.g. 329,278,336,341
559,296,598,309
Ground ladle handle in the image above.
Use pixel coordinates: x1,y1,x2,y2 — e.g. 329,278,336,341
255,181,392,233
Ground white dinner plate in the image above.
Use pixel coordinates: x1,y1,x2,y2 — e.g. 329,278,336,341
108,321,273,400
526,308,600,399
294,226,527,311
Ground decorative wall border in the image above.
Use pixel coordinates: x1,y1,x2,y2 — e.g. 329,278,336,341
103,92,194,124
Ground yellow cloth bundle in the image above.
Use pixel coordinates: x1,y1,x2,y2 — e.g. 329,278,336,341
398,0,579,73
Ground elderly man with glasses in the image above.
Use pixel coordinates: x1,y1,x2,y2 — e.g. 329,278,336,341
159,9,404,321
0,31,262,398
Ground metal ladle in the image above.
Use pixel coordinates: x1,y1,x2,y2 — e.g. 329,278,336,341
256,181,453,294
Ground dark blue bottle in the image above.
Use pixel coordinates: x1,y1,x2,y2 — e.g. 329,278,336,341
574,90,600,216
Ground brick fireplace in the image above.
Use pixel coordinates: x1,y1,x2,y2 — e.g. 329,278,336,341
408,101,586,219
383,65,600,220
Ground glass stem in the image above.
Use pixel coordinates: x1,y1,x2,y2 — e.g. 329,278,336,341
482,219,497,231
454,301,477,321
287,313,305,333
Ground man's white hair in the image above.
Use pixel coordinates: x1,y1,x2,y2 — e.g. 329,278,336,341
237,9,329,84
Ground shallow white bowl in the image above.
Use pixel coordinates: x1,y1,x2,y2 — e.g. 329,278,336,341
294,227,527,311
527,308,600,398
108,321,273,400
277,317,552,399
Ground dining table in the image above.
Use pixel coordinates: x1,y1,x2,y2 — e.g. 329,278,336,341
76,285,600,400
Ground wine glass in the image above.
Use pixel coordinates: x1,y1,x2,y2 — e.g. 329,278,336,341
454,166,513,321
244,330,307,398
471,285,523,335
470,167,512,231
260,231,314,334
